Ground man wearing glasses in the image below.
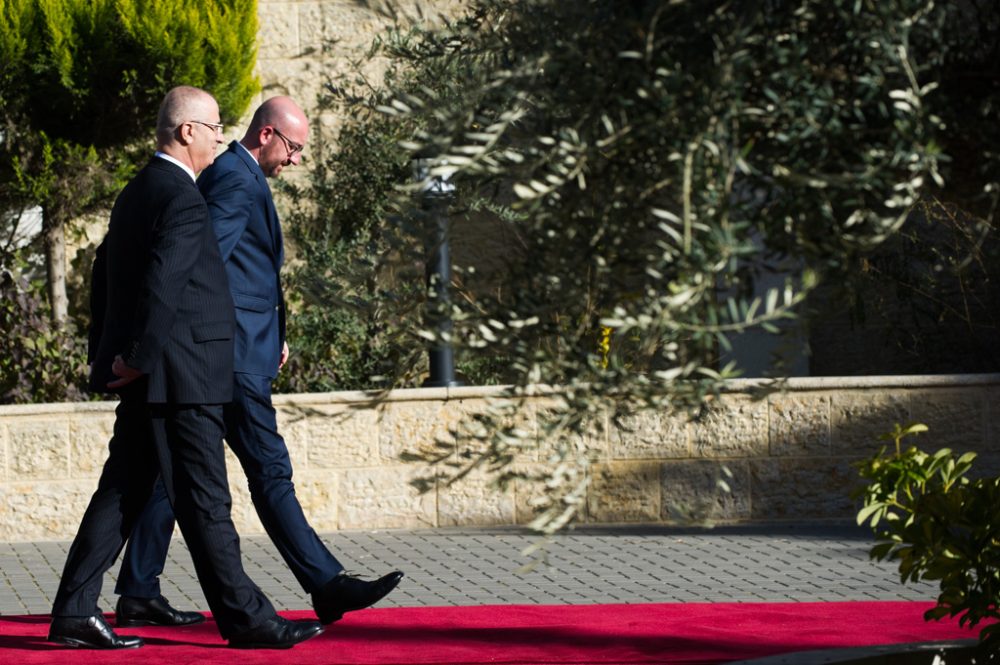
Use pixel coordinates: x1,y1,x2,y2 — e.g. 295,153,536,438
114,96,403,630
50,86,323,649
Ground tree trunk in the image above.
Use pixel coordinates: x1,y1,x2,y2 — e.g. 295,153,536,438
43,212,68,327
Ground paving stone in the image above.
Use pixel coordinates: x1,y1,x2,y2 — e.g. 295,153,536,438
0,523,939,616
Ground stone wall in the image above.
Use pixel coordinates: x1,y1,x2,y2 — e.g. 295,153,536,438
253,0,463,163
2,375,998,542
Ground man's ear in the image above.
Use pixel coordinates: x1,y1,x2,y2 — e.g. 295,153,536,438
176,122,195,146
259,126,275,147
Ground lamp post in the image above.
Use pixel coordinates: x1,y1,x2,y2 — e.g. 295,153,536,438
413,158,462,388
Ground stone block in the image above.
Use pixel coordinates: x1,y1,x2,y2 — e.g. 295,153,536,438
380,0,467,20
750,458,858,520
8,420,69,480
908,389,986,453
0,423,7,482
256,58,331,117
451,397,539,466
768,393,831,456
831,392,909,455
512,462,589,526
223,443,243,478
337,466,437,529
609,410,689,460
282,405,378,468
315,110,345,148
587,461,660,523
258,2,300,60
226,476,264,535
378,400,463,463
513,471,542,526
661,459,751,522
293,470,339,532
69,415,115,478
535,402,609,463
225,447,333,536
438,470,515,527
0,481,95,541
298,1,388,55
691,395,768,458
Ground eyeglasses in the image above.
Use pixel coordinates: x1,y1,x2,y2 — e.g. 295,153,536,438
272,127,304,157
189,120,225,134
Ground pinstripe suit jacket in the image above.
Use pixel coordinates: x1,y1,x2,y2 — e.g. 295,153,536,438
88,157,235,404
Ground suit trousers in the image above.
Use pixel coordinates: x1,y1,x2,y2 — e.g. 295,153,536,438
52,396,159,618
53,395,275,639
117,372,343,599
148,401,275,637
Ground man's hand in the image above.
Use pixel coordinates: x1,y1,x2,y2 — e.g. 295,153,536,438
279,341,290,370
107,354,143,389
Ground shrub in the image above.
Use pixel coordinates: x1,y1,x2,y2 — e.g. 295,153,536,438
0,267,87,403
856,423,1000,647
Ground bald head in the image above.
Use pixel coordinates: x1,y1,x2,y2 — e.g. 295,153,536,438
154,86,223,173
156,86,218,147
241,96,309,177
246,96,307,138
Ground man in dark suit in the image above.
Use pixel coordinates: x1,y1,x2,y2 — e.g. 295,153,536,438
49,87,323,650
113,96,402,628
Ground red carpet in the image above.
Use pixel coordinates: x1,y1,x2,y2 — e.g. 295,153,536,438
0,602,981,664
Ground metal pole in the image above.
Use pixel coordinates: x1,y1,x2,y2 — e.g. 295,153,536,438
413,158,461,388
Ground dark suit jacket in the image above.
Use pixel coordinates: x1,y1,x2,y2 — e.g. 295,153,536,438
89,157,235,404
197,141,286,379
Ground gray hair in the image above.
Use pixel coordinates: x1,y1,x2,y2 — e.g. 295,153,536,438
155,86,215,144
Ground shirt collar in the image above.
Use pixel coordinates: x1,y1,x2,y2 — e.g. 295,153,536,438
236,141,258,164
153,151,196,182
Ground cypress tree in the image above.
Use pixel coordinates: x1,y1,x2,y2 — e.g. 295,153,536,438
0,0,260,325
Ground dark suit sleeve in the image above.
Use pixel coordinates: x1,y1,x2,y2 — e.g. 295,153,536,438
199,167,253,263
87,239,108,363
126,189,209,373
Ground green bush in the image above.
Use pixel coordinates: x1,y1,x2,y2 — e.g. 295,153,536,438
856,423,1000,646
0,267,87,403
0,0,260,403
1,0,260,328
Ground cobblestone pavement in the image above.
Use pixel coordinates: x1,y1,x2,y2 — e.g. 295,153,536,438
0,522,938,616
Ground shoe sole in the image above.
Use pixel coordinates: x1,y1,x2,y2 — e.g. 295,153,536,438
49,636,143,649
228,627,323,649
116,616,207,627
316,576,403,624
228,642,295,650
318,611,344,625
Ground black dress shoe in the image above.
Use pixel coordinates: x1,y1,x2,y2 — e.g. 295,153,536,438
312,570,404,624
227,615,323,649
116,594,206,627
49,614,144,649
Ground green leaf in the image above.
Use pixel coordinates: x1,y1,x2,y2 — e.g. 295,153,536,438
857,501,885,526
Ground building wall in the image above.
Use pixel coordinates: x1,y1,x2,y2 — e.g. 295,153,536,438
2,376,998,542
252,0,463,163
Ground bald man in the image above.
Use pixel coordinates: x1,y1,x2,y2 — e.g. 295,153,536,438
49,87,322,650
115,97,403,629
